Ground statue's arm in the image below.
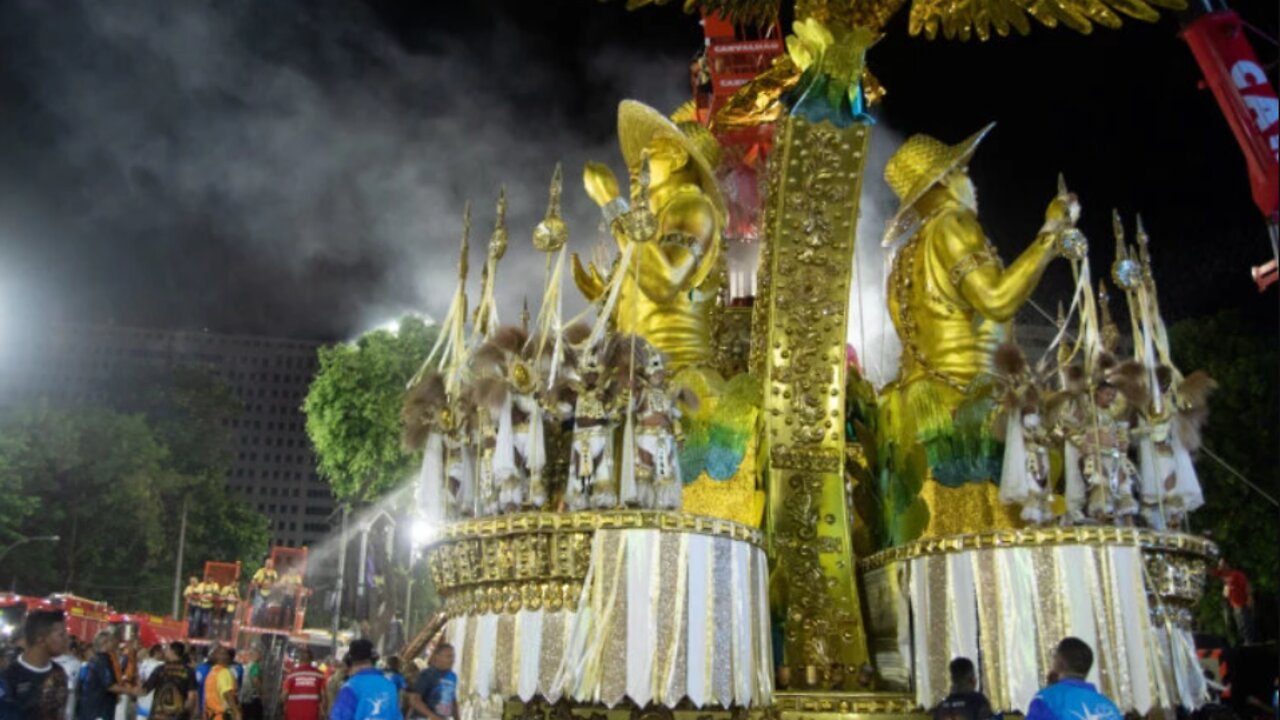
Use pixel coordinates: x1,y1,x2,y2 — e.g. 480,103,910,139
935,211,1058,323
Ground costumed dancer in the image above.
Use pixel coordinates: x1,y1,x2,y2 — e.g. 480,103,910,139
993,344,1055,524
1112,214,1216,528
472,325,545,513
405,201,475,521
632,343,691,510
567,340,621,511
1061,353,1146,524
403,371,451,521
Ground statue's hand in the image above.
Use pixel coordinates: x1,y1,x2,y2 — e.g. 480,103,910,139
1041,192,1081,234
583,161,621,209
1041,191,1086,260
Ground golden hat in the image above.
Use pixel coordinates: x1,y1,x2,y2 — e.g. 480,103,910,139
617,100,725,219
883,122,994,245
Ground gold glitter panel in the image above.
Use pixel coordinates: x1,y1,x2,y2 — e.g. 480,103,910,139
757,113,873,685
711,537,735,705
494,613,516,698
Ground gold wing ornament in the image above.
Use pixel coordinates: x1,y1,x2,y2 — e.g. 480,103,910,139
620,0,1185,41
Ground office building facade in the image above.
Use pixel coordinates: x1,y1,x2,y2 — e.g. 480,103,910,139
0,323,336,548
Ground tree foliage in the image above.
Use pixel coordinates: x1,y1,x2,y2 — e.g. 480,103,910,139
0,368,269,613
303,316,438,504
1170,311,1279,638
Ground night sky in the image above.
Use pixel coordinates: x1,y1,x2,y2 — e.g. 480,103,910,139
0,0,1275,343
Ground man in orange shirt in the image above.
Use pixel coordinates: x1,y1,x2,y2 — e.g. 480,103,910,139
203,646,241,720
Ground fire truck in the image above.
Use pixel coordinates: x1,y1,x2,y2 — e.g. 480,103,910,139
0,592,173,648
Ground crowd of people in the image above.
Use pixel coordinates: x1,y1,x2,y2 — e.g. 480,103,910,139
0,609,458,720
3,607,1268,720
932,637,1278,720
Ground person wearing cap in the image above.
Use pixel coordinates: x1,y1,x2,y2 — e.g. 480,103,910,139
879,124,1084,536
328,640,397,720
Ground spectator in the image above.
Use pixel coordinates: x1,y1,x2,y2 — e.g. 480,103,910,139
1026,638,1123,720
408,644,457,720
1211,559,1257,645
54,636,83,720
382,656,408,716
238,647,263,720
932,657,993,720
320,656,349,719
329,639,398,720
140,643,195,720
77,630,130,720
202,646,239,720
136,644,164,719
0,609,70,720
193,651,213,719
281,648,324,720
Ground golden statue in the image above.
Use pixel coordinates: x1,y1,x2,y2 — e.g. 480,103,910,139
572,100,725,372
879,124,1084,541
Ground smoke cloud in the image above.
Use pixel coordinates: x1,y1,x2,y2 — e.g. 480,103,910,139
0,0,689,340
848,127,904,388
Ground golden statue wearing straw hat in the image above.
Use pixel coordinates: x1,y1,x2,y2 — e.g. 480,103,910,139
572,100,726,372
879,124,1085,541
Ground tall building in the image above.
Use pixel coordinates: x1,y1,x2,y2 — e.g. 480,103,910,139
0,323,336,548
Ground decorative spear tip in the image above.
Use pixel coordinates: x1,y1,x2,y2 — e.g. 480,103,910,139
533,163,570,252
490,187,509,260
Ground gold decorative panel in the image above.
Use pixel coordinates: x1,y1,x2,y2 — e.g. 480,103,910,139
753,115,873,686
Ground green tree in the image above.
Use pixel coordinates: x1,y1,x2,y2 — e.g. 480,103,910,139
304,316,438,503
1170,311,1279,639
0,365,270,612
0,405,173,604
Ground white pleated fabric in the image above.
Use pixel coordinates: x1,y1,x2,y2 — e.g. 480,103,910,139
418,433,446,523
897,541,1208,715
995,548,1041,711
945,553,979,680
625,529,659,707
516,610,543,701
444,528,770,712
907,556,935,706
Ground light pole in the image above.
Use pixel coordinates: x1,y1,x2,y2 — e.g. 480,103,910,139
0,535,60,589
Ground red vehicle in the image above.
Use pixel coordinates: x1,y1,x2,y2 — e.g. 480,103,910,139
51,594,114,644
110,612,187,648
1,593,121,646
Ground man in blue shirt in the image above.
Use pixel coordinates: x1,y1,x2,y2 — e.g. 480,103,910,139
193,649,213,717
1026,638,1123,720
408,643,457,720
330,639,398,720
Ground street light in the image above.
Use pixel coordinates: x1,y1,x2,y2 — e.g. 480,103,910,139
0,535,60,589
0,535,59,566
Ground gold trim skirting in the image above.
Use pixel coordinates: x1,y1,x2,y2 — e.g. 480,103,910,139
772,692,919,716
434,511,766,547
441,527,774,711
857,527,1217,572
858,536,1215,715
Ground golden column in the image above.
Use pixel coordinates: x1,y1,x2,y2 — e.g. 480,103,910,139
751,19,876,687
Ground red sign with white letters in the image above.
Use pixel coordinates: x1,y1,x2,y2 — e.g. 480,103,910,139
1183,10,1280,219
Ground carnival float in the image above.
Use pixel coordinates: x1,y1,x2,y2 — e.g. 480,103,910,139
396,0,1277,718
